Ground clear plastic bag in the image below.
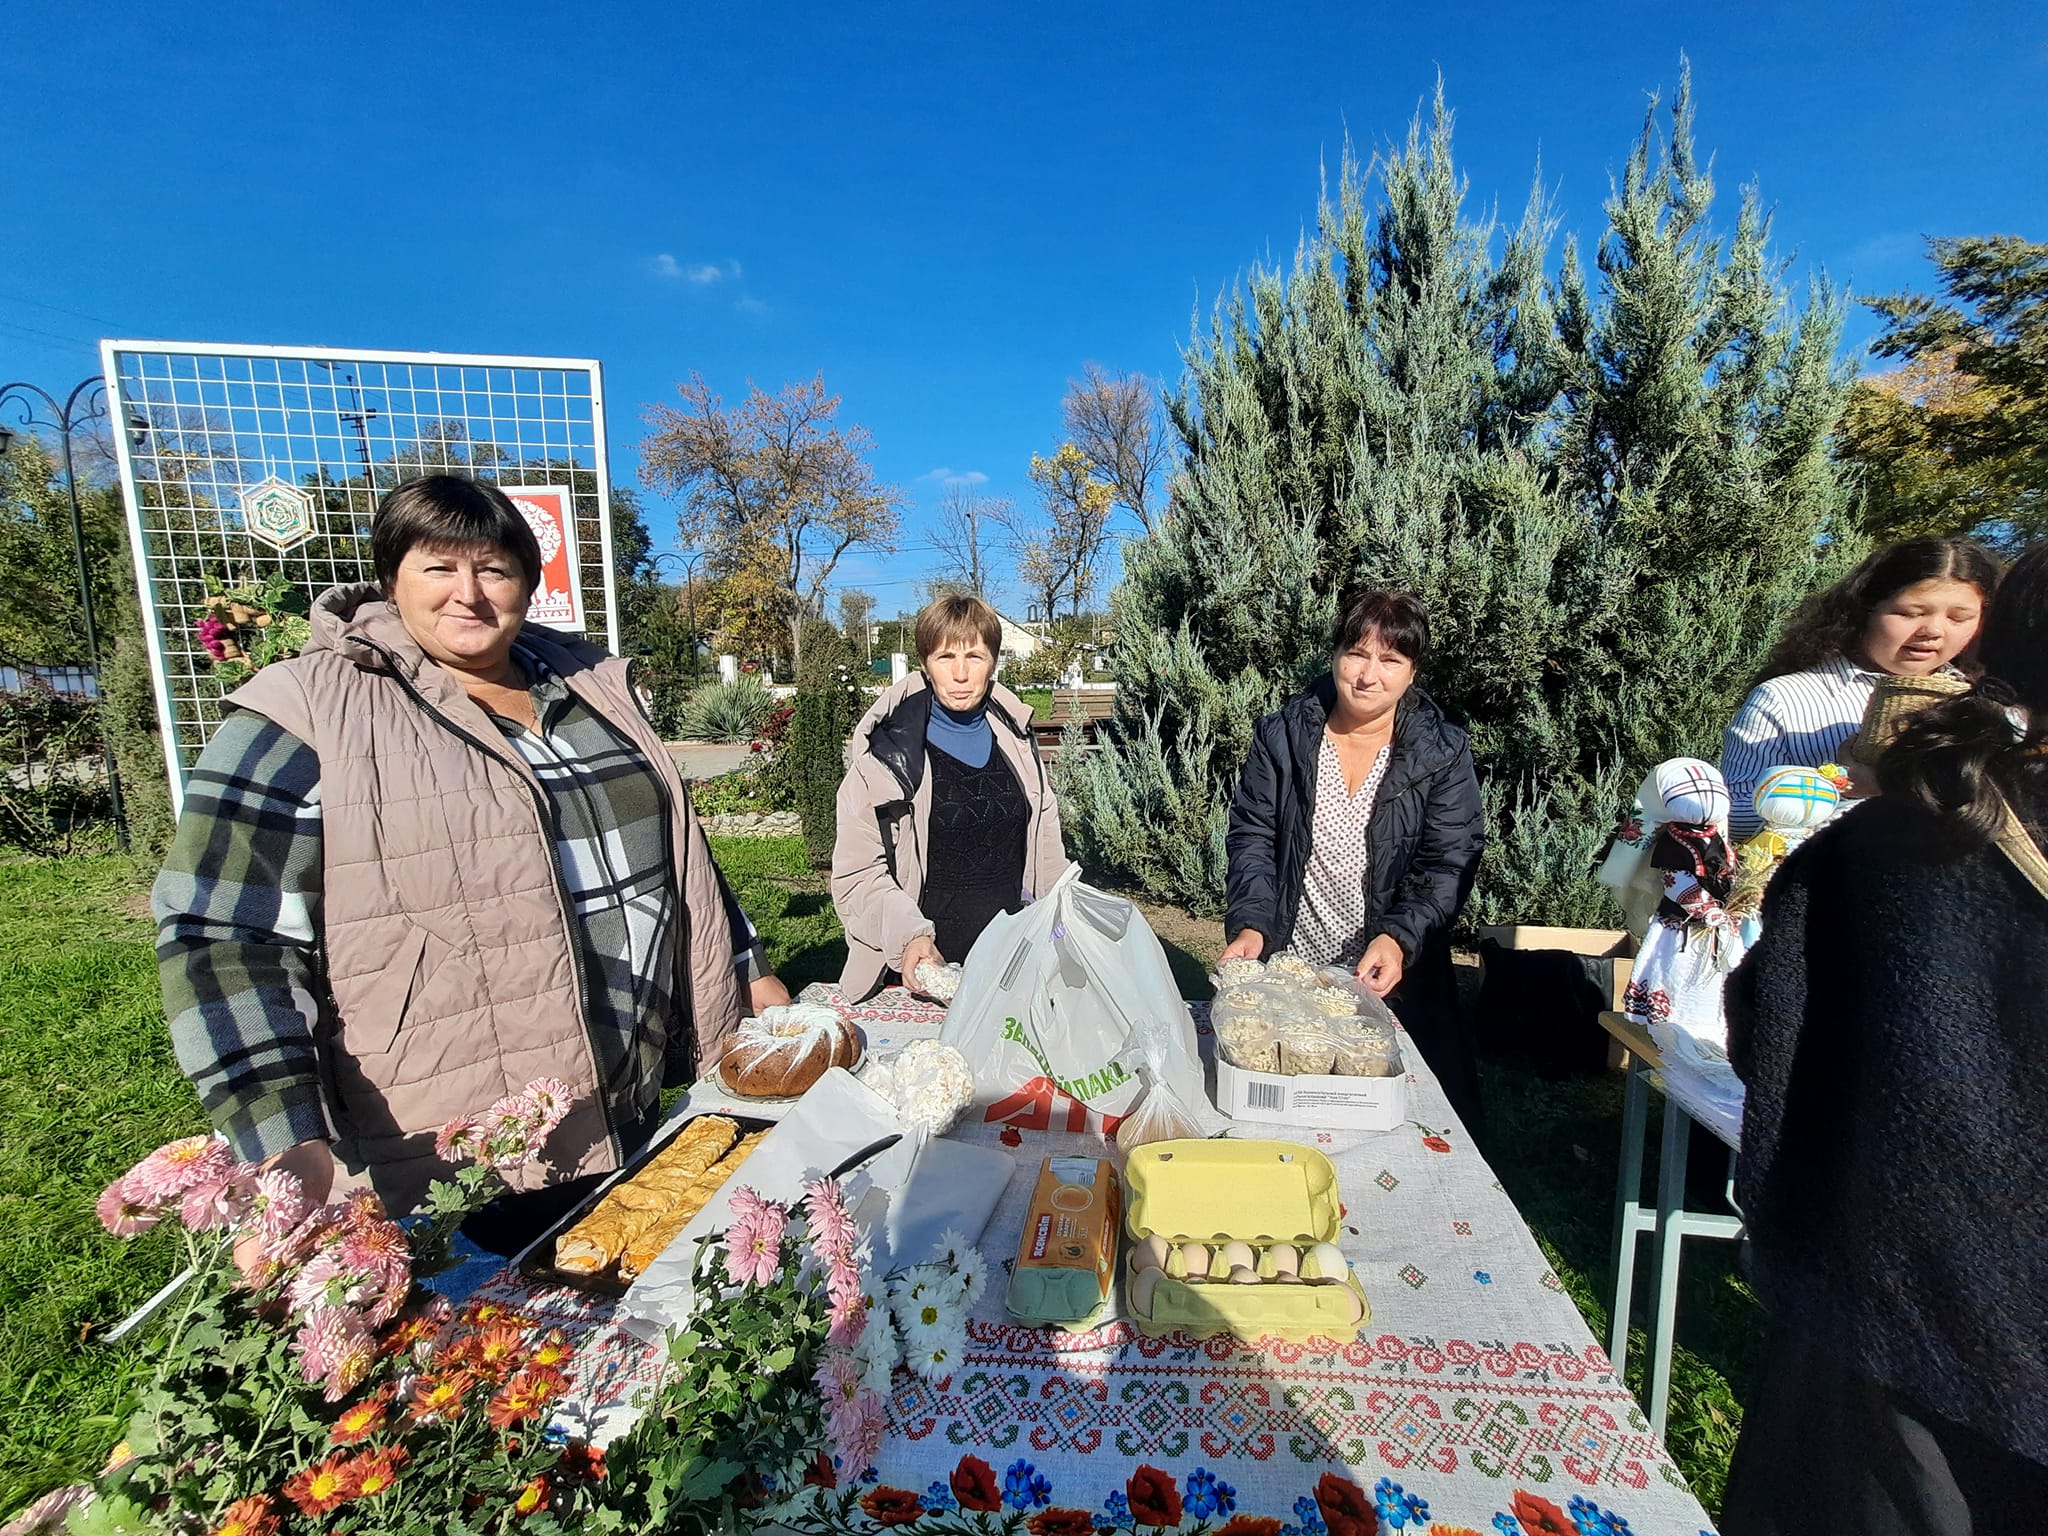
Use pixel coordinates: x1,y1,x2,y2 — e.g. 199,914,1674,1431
1112,1056,1207,1153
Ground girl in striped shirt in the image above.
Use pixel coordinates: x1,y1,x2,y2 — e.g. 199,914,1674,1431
1721,537,1999,838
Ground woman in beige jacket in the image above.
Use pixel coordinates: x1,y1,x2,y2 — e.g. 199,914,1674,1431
831,595,1071,1000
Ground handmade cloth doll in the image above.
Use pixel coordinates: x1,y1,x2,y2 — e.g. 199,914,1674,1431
1620,759,1746,1080
1728,765,1843,943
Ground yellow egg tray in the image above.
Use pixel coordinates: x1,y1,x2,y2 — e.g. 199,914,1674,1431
1120,1139,1369,1343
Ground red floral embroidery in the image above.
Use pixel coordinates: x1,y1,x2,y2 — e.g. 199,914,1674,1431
1000,1126,1024,1147
859,1487,926,1526
1422,1135,1451,1153
1127,1465,1183,1527
1218,1518,1284,1536
1028,1510,1098,1536
950,1454,1002,1512
802,1452,835,1489
1314,1473,1374,1536
1510,1489,1573,1536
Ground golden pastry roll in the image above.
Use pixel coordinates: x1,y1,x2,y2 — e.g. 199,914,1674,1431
552,1115,740,1273
618,1132,767,1280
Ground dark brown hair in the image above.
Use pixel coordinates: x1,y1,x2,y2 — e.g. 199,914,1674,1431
1751,537,2000,687
1881,542,2048,853
371,474,543,594
1331,586,1429,666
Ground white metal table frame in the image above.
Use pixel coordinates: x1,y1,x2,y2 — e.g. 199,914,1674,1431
1603,1015,1745,1443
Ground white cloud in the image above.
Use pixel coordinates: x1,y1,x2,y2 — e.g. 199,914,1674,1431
651,255,741,283
919,467,988,487
735,295,770,315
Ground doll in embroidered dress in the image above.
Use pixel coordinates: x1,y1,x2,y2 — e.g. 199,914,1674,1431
1727,765,1843,944
1619,759,1747,1081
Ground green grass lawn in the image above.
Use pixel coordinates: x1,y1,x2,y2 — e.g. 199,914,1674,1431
0,841,1755,1522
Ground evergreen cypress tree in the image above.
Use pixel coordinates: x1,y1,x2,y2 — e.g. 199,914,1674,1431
1062,67,1857,926
788,617,864,868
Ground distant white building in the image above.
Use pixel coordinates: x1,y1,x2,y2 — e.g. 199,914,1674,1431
995,610,1044,662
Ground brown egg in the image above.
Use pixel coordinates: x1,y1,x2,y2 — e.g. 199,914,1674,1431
1328,1283,1365,1325
1227,1264,1261,1284
1131,1234,1171,1274
1131,1266,1163,1316
1179,1242,1212,1279
1216,1240,1256,1273
1268,1244,1301,1278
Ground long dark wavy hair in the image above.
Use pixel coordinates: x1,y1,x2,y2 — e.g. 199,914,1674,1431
1751,536,2002,688
1880,543,2048,853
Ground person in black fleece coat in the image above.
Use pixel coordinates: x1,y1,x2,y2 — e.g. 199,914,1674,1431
1721,542,2048,1534
1223,590,1485,1131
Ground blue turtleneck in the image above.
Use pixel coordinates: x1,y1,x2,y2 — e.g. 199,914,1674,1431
926,693,994,768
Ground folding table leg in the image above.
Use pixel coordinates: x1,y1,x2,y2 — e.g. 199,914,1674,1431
1607,1058,1651,1375
1646,1095,1693,1443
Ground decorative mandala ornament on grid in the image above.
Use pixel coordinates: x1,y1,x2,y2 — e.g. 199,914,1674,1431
1398,1264,1427,1290
1376,1170,1399,1192
238,475,317,551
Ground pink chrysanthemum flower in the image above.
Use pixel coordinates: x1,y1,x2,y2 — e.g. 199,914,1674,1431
290,1252,376,1315
251,1168,307,1239
826,1291,867,1348
295,1305,375,1399
521,1077,574,1135
803,1179,859,1254
727,1185,774,1224
178,1178,232,1232
97,1179,162,1238
813,1348,864,1413
434,1115,483,1162
839,1390,888,1479
125,1134,236,1202
722,1204,787,1288
339,1190,387,1230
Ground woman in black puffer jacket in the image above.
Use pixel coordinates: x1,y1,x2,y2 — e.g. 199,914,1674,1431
1223,588,1486,1131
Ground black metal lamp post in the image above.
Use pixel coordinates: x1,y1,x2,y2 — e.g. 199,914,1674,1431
651,550,705,682
0,376,130,850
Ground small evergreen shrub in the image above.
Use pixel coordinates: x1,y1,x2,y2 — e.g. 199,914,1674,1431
676,676,778,742
788,621,865,867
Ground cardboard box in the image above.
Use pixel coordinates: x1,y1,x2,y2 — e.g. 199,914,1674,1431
1213,1051,1407,1133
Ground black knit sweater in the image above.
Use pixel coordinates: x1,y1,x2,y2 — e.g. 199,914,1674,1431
1726,784,2048,1466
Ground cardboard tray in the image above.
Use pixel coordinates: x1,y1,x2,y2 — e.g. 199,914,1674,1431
514,1109,774,1299
1120,1139,1369,1342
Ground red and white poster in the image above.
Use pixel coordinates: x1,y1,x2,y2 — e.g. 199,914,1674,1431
500,484,584,631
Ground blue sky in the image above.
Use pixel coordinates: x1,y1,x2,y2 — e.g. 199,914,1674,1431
3,1,2042,614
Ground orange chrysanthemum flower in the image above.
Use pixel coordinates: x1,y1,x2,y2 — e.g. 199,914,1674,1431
347,1445,409,1499
329,1387,394,1445
379,1310,442,1358
464,1322,530,1377
283,1454,359,1517
513,1475,552,1518
460,1299,534,1330
204,1494,281,1536
407,1369,478,1422
486,1365,570,1430
529,1327,574,1370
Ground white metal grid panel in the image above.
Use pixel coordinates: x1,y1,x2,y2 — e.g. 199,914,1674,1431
100,341,620,815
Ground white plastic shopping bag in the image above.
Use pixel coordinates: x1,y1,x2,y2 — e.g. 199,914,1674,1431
939,867,1219,1135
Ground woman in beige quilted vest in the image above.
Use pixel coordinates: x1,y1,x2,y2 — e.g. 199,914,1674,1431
831,593,1070,1000
154,475,768,1245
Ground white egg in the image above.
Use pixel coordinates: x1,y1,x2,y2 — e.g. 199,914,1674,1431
1131,1234,1170,1274
1227,1264,1261,1285
1130,1266,1163,1315
1304,1242,1349,1283
1179,1242,1212,1279
1216,1240,1256,1273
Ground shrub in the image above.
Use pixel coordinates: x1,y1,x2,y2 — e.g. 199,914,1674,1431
755,702,799,810
0,685,112,856
787,621,865,867
677,676,778,742
689,766,769,818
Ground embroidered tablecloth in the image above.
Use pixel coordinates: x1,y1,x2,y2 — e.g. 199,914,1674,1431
476,986,1718,1536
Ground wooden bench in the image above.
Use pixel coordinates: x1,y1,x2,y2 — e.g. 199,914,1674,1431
1030,689,1118,760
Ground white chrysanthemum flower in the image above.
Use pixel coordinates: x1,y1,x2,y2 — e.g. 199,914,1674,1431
910,1334,959,1380
929,1227,973,1268
948,1245,988,1308
851,1317,899,1397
